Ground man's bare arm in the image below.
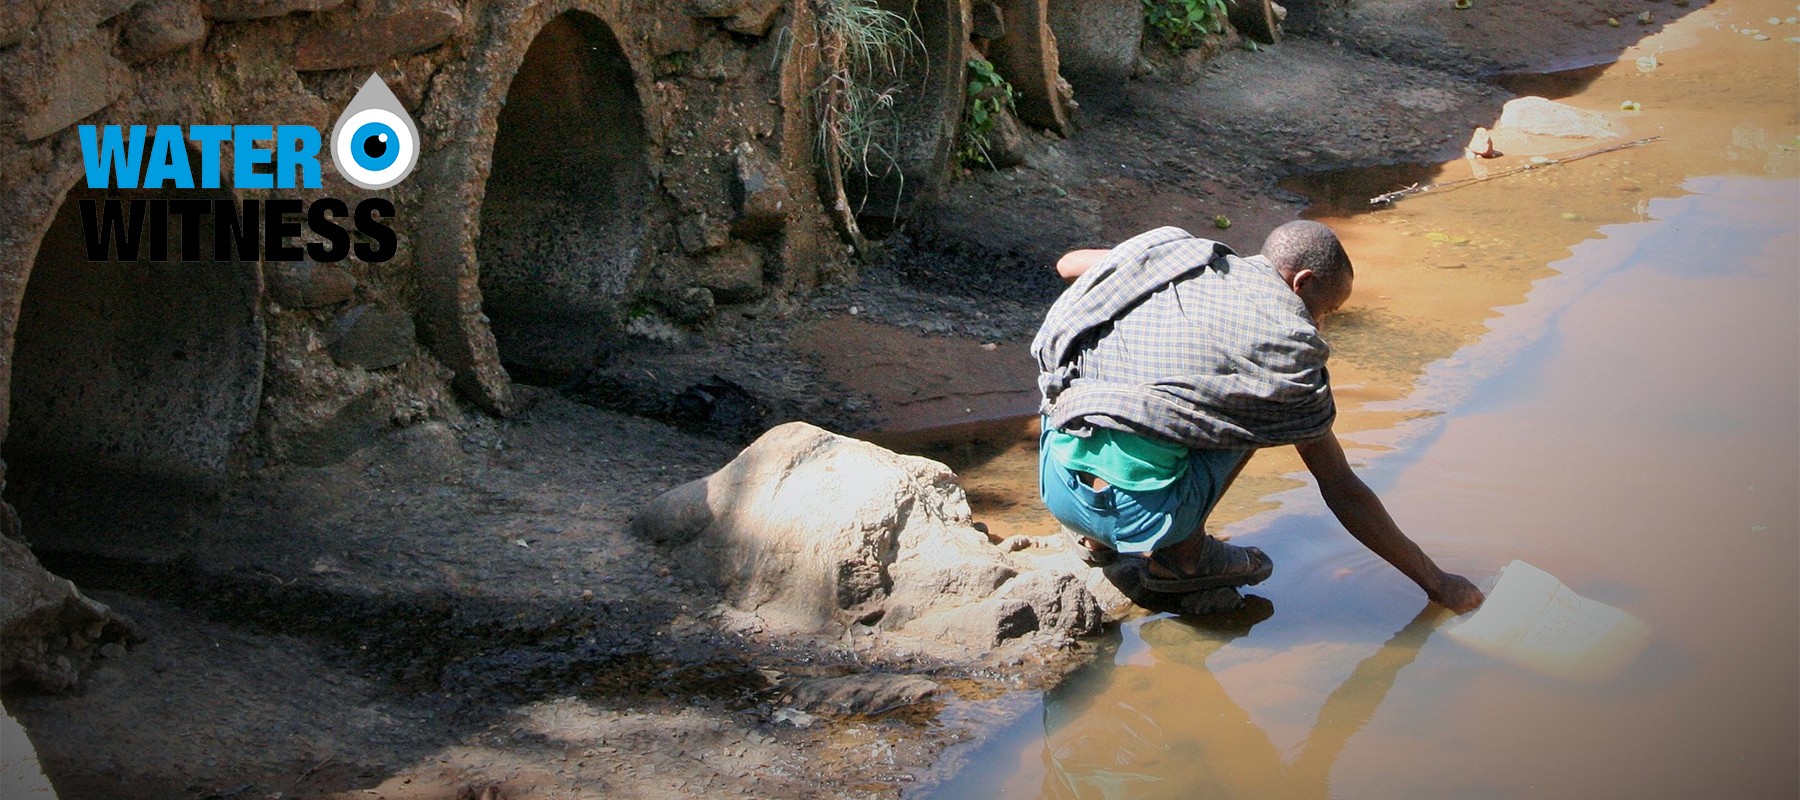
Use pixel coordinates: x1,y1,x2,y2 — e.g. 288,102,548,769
1295,432,1485,613
1056,249,1112,283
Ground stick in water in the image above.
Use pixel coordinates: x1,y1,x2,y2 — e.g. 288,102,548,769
1369,136,1664,206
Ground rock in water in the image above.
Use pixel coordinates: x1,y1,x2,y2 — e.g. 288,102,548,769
1496,96,1622,140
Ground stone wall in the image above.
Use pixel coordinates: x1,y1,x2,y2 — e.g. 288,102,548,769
0,0,1125,489
0,0,861,485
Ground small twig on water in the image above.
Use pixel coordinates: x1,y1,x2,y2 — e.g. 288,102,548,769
1368,136,1663,206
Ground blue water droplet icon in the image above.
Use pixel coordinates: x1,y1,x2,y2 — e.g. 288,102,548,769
330,73,420,190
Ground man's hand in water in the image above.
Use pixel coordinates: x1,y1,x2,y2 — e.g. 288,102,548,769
1429,573,1485,614
1298,433,1486,614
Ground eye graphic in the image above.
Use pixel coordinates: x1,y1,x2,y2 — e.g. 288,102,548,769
330,74,420,190
351,120,399,172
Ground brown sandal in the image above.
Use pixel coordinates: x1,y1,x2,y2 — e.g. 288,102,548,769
1139,535,1273,593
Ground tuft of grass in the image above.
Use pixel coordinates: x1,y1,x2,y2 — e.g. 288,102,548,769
810,0,921,192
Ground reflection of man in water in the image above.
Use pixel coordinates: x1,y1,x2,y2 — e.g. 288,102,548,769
1033,222,1483,613
1041,603,1443,800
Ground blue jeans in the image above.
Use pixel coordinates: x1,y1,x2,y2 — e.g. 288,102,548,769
1038,422,1248,554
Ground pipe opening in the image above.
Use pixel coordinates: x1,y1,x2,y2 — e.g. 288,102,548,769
5,185,264,504
477,10,651,382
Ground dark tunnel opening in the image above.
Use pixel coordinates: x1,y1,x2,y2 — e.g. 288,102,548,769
476,11,652,382
4,185,265,526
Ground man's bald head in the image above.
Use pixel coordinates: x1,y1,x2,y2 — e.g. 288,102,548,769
1262,220,1354,324
1261,220,1353,283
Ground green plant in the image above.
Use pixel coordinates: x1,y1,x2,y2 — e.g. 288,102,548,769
958,57,1017,168
1142,0,1230,50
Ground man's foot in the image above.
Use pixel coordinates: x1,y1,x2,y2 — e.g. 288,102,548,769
1061,526,1118,566
1139,534,1273,593
1100,559,1249,616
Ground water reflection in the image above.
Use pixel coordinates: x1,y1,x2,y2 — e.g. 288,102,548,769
1042,602,1445,800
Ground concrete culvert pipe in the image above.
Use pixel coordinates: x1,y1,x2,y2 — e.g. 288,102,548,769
477,10,651,381
4,185,264,494
985,0,1075,136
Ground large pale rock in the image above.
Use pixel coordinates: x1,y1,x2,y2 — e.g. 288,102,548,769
1,535,132,692
721,0,783,37
1497,96,1621,140
635,422,1100,649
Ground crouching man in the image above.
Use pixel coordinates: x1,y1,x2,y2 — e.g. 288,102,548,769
1034,221,1483,613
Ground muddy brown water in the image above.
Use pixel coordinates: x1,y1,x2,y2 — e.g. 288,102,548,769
895,3,1800,797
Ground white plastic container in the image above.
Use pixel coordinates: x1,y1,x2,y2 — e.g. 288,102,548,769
1446,559,1653,683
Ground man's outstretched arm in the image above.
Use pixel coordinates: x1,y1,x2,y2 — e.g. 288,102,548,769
1295,432,1485,613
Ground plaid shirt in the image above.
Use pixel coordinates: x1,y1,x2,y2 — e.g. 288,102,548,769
1032,227,1335,449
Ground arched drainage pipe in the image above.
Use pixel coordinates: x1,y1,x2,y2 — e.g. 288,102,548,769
416,1,656,412
3,184,265,495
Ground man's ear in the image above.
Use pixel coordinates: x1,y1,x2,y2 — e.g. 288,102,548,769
1288,268,1316,293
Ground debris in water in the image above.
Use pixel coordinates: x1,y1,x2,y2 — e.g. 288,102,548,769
1636,10,1653,25
1607,17,1621,27
1466,126,1499,158
1369,137,1662,205
1453,0,1472,9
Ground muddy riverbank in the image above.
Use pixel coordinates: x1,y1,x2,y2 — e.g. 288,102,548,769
3,2,1730,798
